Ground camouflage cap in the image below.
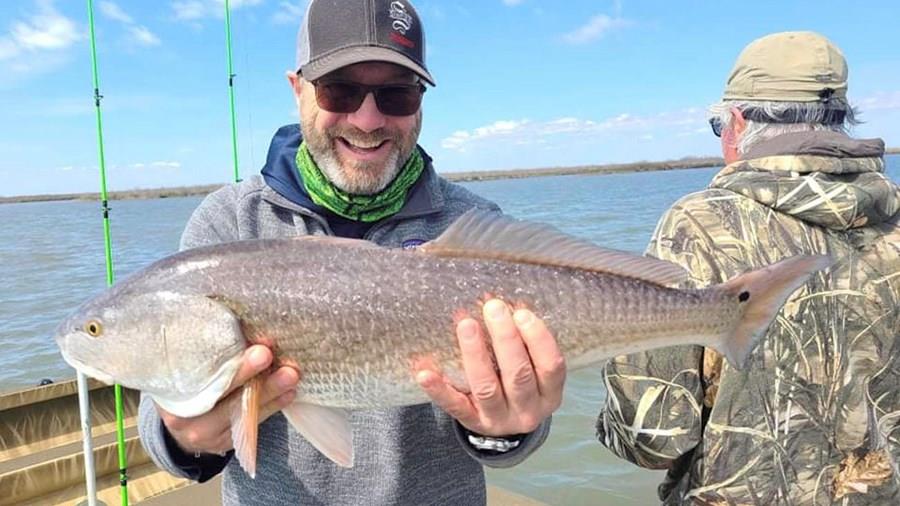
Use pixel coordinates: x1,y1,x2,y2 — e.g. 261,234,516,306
723,31,848,103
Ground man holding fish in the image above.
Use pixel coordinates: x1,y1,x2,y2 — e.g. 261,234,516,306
597,32,900,505
54,4,832,505
135,1,566,504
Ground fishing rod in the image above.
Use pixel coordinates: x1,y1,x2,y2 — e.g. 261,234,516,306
86,1,130,505
225,0,241,183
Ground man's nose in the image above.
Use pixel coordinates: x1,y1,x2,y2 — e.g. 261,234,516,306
346,92,386,133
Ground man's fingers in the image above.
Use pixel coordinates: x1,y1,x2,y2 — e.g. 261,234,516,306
225,345,273,396
259,389,297,423
484,300,539,412
257,366,299,422
416,370,481,430
157,396,233,454
457,317,507,417
514,308,566,407
259,366,300,405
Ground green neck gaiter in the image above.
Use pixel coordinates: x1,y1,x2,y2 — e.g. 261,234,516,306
296,142,425,222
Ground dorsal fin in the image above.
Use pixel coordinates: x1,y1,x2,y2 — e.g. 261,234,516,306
420,209,688,286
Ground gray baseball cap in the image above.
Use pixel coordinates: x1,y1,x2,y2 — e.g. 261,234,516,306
296,0,435,86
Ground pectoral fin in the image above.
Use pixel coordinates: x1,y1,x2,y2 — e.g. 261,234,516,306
230,376,262,478
282,400,354,468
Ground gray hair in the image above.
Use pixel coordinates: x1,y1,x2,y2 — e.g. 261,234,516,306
708,98,860,156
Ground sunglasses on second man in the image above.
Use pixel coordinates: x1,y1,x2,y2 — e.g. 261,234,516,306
312,79,426,117
709,117,724,137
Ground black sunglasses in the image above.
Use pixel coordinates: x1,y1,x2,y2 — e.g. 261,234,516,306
312,80,426,117
709,117,723,137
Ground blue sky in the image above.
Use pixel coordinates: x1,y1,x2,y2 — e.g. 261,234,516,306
1,0,898,196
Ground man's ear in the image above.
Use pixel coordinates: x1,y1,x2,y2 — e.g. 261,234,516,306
287,71,303,96
730,106,747,138
287,71,305,113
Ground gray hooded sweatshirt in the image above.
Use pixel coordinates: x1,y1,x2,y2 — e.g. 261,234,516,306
138,135,551,506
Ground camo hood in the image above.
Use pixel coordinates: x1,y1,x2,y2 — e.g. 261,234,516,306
711,131,900,230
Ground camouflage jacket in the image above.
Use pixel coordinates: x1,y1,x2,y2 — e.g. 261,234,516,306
597,131,900,505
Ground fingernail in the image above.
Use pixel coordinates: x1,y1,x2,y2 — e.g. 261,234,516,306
514,309,533,327
417,370,444,390
459,320,478,341
248,347,269,368
276,369,297,390
415,371,432,387
485,300,508,321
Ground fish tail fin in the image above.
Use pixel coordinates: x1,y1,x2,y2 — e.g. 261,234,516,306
713,255,833,370
230,375,262,478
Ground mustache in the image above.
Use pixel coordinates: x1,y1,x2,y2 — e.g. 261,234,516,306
325,125,402,145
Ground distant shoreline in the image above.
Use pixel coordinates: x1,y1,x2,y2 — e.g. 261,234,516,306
2,149,896,204
0,157,724,205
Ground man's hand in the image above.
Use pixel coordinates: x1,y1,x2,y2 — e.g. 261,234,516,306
417,299,566,436
155,345,300,455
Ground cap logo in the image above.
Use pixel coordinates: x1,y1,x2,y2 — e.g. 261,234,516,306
389,1,413,35
401,239,425,250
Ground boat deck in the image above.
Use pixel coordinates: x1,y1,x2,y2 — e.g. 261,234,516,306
0,380,545,505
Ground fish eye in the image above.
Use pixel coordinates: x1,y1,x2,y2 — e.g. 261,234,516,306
85,320,103,337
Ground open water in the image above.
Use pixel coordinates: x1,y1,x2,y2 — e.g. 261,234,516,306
1,156,896,504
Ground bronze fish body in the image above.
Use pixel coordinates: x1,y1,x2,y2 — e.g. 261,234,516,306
55,210,832,476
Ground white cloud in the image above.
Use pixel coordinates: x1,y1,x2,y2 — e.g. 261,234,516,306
172,1,207,21
130,26,161,46
0,1,79,86
98,1,162,47
502,0,524,6
128,161,182,170
856,91,900,112
442,120,530,151
272,1,307,25
441,108,708,152
99,1,134,24
562,15,631,45
173,0,265,21
1,0,80,57
150,161,182,169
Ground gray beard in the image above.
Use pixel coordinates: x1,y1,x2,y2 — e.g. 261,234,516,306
299,108,422,195
310,143,402,195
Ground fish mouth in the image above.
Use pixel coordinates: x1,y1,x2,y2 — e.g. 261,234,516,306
58,345,117,385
